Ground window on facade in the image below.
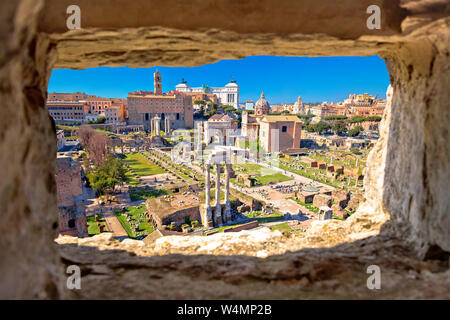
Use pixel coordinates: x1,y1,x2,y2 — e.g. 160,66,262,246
68,219,76,228
282,126,287,132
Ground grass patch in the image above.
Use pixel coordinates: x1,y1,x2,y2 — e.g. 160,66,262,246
129,187,171,201
87,215,100,236
270,222,292,233
232,163,292,186
123,153,166,177
86,214,106,236
291,198,319,213
114,204,155,238
255,172,292,185
244,212,284,224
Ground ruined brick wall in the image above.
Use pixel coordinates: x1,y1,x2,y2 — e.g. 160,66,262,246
55,157,82,207
224,221,259,232
161,206,201,227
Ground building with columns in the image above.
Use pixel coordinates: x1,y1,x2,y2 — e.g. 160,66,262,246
127,71,194,132
240,91,302,154
259,115,302,153
201,159,233,228
175,78,240,108
241,91,271,139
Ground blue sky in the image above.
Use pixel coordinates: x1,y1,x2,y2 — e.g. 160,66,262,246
48,55,389,104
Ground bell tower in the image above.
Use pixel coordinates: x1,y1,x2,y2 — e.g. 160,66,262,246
154,70,162,94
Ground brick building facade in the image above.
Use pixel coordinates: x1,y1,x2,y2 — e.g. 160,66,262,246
127,71,194,131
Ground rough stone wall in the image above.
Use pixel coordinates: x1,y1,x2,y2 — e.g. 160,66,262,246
382,33,450,257
160,206,201,228
0,0,448,299
0,0,62,299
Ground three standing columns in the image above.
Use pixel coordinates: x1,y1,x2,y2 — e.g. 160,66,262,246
201,162,232,227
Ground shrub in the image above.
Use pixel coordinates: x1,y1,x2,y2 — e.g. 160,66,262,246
348,125,363,137
191,220,199,228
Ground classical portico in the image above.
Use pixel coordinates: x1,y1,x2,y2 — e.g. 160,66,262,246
201,161,232,228
151,114,161,136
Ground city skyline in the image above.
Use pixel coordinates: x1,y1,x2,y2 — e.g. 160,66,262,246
48,55,389,105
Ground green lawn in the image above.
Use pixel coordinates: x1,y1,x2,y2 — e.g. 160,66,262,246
87,215,100,236
129,187,171,201
122,153,166,177
114,204,155,238
270,222,292,233
231,163,292,186
270,222,306,235
87,214,106,236
254,172,292,185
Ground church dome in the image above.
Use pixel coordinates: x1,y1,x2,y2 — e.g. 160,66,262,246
254,91,270,115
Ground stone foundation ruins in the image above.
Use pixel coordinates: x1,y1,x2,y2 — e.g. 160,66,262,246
0,0,448,299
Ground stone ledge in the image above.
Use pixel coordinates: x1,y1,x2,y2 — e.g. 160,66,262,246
58,232,450,299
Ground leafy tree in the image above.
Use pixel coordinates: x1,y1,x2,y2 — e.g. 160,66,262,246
194,99,206,105
348,125,364,137
332,121,348,135
325,115,347,121
86,155,128,195
347,116,367,123
306,124,315,132
222,105,235,113
297,114,315,120
313,121,331,134
366,115,382,122
207,102,218,117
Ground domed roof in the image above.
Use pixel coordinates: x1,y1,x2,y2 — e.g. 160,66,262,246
225,77,239,87
255,91,270,109
176,78,188,87
293,96,304,108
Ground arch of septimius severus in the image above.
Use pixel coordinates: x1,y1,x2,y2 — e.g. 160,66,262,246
0,0,448,299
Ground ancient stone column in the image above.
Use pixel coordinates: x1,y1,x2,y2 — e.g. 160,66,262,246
225,163,230,204
201,163,213,228
215,163,221,206
155,118,160,136
166,118,171,135
223,163,232,223
214,163,222,225
205,164,211,208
